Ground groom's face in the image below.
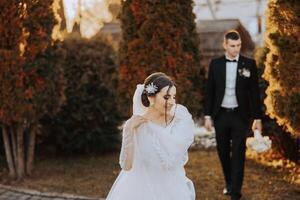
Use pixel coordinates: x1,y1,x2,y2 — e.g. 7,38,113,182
224,38,242,58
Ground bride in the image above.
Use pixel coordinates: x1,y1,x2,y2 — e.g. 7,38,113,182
106,72,196,200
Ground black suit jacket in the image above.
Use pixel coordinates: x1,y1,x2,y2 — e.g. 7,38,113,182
204,55,262,123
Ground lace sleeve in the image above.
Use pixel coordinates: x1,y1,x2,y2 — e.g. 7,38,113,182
152,105,195,170
172,104,195,152
119,121,134,171
152,133,187,170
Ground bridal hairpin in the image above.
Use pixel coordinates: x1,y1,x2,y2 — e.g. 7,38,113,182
145,82,158,94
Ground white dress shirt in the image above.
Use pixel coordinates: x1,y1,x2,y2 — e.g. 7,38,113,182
205,54,261,122
221,54,239,108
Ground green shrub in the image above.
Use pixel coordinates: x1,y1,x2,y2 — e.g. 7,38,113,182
40,34,122,154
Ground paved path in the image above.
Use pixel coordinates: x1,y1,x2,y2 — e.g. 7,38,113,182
0,184,104,200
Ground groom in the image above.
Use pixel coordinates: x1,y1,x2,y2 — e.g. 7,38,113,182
204,30,263,200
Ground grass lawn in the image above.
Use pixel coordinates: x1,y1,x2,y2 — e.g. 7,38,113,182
0,150,299,200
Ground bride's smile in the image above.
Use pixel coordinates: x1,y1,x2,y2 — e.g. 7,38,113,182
106,72,195,200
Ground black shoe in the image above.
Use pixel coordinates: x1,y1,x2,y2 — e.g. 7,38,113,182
231,193,242,200
223,187,231,195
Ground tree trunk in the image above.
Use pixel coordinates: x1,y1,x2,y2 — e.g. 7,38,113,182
2,122,37,180
16,124,25,180
10,126,18,169
2,125,16,178
26,124,36,176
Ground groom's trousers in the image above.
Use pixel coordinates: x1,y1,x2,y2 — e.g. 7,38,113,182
214,107,248,199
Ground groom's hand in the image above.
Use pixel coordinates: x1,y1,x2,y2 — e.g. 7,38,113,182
252,119,262,132
204,116,213,132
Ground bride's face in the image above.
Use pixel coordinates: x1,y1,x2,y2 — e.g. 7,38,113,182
150,85,176,115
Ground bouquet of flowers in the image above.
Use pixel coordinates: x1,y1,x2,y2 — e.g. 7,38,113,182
246,130,272,153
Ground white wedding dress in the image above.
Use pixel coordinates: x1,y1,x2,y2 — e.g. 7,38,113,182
106,85,196,200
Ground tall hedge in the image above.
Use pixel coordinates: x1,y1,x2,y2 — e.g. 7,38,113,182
264,0,300,137
40,33,122,154
0,0,65,179
255,47,299,162
118,0,205,117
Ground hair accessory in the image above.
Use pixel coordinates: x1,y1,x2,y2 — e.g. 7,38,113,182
145,82,158,94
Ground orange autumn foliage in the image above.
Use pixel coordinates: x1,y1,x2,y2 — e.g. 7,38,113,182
0,0,65,125
118,0,205,117
264,0,300,137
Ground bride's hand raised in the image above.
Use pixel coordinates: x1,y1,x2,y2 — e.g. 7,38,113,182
125,115,148,133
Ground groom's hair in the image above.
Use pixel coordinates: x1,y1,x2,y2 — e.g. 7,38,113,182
224,30,241,41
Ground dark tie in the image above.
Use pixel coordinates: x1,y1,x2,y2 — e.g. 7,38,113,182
226,59,237,62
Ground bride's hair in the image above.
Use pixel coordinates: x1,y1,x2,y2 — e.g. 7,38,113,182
141,72,174,107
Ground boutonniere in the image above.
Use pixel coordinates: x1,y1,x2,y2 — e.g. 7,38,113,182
238,67,251,78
